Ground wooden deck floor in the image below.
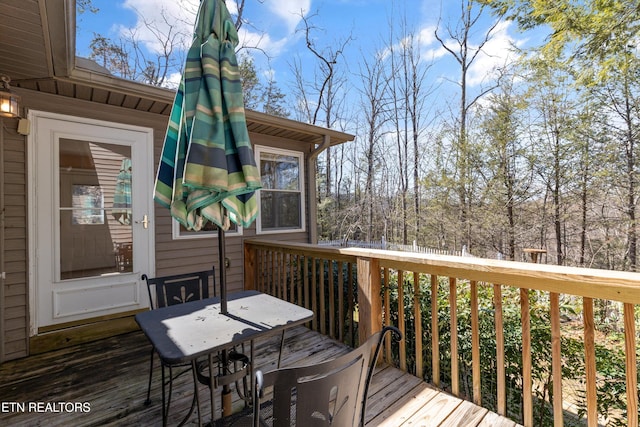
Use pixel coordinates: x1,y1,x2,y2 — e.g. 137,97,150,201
0,326,520,426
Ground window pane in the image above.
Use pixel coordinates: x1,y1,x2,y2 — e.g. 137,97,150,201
260,153,299,191
178,219,237,236
260,191,301,229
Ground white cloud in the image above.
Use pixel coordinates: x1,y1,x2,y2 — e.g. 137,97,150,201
264,0,310,33
466,20,524,86
427,20,526,87
418,25,449,61
379,24,451,65
116,0,307,63
119,0,198,53
237,28,289,57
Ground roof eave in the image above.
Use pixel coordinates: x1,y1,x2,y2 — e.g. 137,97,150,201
43,0,75,77
245,109,355,147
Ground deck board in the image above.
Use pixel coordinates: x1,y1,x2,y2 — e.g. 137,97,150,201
371,384,440,426
0,326,518,426
400,389,464,426
440,400,489,426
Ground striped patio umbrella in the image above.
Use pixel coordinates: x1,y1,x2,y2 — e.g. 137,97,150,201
112,158,132,225
153,0,261,319
154,0,261,233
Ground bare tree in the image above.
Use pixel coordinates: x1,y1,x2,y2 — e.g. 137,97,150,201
434,0,502,251
84,0,268,85
357,51,391,240
386,11,433,245
296,12,353,199
118,6,188,87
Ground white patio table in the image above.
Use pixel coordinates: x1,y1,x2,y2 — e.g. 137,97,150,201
135,290,314,426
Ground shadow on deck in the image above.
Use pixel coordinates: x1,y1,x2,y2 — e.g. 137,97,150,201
0,326,519,426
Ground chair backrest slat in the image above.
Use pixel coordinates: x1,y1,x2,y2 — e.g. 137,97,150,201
142,267,215,310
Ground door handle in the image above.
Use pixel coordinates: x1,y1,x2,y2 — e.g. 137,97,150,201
136,215,149,229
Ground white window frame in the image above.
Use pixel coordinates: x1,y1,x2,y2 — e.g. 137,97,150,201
172,218,242,240
255,145,306,235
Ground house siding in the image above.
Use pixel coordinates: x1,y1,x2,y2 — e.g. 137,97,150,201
3,115,28,361
1,88,318,361
153,132,315,292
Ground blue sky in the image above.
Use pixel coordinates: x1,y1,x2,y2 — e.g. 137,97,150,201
75,0,544,119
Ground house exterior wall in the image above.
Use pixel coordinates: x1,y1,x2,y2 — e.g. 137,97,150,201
2,114,28,362
0,88,317,361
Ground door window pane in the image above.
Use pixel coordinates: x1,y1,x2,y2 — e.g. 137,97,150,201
59,139,133,279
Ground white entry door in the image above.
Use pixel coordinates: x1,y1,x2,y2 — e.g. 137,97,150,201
30,111,155,331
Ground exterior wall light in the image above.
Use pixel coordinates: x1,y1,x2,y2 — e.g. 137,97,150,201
0,75,20,118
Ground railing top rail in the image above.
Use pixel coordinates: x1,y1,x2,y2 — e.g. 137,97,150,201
244,239,640,304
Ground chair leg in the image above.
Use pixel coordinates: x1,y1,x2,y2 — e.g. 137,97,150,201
176,361,200,427
239,342,251,406
163,366,185,426
277,330,286,368
145,347,155,406
161,364,168,427
192,360,202,427
209,353,217,423
250,340,255,405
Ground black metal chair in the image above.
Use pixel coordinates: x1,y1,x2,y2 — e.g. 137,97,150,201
142,268,215,424
231,326,402,427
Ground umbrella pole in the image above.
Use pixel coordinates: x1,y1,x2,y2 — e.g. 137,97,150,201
218,224,227,314
217,224,232,417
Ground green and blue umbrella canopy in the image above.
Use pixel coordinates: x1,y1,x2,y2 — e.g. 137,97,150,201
154,0,261,232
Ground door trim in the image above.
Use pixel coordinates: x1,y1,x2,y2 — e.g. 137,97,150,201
27,110,156,336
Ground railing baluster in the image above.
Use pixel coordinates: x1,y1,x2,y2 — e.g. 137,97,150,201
584,297,597,427
338,261,344,343
282,251,286,299
623,303,638,427
521,288,532,427
303,255,310,326
267,249,272,294
320,259,326,336
493,283,506,416
270,250,275,296
288,253,295,303
471,280,481,406
258,250,267,292
257,248,263,292
347,262,354,347
450,277,459,396
384,267,391,362
413,272,423,379
550,292,563,426
296,254,302,305
311,257,318,331
398,270,407,372
431,274,440,388
278,252,289,301
329,259,335,339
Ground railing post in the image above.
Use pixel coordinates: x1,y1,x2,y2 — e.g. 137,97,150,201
244,242,257,291
357,257,382,345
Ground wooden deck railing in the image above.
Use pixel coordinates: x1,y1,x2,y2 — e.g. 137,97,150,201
243,239,640,427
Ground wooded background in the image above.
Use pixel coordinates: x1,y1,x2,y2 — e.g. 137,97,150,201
83,0,640,271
